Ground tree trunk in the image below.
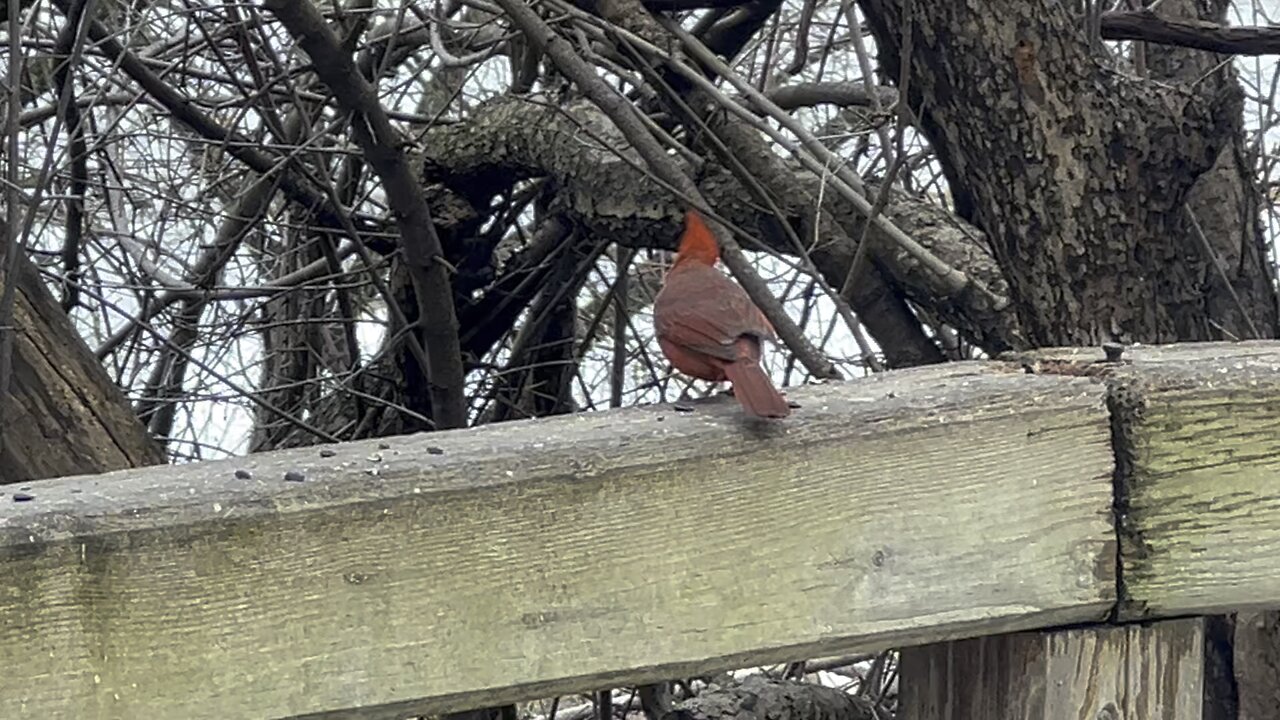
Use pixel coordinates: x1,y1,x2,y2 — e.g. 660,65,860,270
0,246,163,483
858,0,1277,346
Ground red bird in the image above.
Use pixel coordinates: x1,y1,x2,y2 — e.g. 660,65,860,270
654,210,791,418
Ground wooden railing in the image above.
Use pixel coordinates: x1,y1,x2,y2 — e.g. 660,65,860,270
2,342,1277,719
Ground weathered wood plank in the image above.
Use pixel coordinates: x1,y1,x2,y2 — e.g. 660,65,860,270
899,618,1204,719
1119,343,1280,619
0,364,1116,719
1020,342,1280,619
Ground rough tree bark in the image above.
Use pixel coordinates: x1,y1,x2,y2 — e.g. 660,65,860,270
858,0,1277,346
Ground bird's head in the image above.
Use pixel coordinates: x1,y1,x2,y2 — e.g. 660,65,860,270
673,209,720,267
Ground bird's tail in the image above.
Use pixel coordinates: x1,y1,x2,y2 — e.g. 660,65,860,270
723,360,790,418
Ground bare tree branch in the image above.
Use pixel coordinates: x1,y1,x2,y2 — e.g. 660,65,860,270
264,0,468,429
765,81,897,111
494,0,842,380
47,0,392,247
421,95,1016,357
1101,8,1280,56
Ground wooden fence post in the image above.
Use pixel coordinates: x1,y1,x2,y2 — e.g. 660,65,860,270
900,618,1204,719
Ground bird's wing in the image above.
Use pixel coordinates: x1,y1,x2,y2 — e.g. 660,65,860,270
655,268,776,361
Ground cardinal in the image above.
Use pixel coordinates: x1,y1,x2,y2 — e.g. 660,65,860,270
653,209,791,418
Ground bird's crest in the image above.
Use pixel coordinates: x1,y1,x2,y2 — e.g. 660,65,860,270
674,209,720,267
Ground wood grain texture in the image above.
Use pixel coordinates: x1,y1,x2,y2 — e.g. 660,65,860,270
899,618,1204,720
1120,343,1280,619
0,364,1116,720
1019,342,1280,619
1,248,164,483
